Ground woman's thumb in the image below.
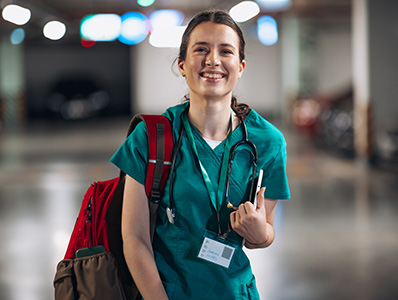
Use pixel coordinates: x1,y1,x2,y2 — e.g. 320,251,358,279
256,187,266,210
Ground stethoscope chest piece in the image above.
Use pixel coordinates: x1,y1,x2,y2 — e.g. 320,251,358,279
166,207,175,224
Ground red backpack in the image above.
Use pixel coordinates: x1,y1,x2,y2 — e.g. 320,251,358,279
55,114,173,300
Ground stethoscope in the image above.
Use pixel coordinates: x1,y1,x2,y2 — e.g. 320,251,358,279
166,108,258,229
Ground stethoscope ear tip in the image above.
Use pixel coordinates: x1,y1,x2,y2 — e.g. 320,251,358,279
227,202,238,210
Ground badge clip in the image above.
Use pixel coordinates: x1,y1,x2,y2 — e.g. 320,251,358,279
198,231,238,268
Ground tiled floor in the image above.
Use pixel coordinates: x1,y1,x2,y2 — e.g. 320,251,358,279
1,117,397,300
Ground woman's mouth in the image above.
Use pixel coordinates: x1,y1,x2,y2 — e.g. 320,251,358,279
200,72,226,80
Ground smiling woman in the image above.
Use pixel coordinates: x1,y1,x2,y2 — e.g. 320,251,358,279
177,9,250,120
177,21,246,118
111,8,290,300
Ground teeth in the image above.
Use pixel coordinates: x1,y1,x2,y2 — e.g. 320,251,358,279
203,73,223,79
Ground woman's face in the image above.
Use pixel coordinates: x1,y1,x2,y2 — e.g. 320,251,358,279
178,22,246,103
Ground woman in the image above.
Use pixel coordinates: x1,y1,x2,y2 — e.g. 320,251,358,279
111,9,290,300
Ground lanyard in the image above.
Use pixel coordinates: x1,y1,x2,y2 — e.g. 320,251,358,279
181,110,234,237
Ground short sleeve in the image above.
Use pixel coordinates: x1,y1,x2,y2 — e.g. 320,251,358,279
262,142,290,200
110,122,148,185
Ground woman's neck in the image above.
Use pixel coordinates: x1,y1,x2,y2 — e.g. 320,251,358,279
187,98,232,141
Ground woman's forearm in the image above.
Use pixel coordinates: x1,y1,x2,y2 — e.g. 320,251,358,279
123,236,168,300
244,222,275,249
122,175,168,300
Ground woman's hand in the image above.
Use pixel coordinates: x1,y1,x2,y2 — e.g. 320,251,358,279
230,187,278,248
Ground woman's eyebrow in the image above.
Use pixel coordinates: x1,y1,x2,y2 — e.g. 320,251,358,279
191,41,209,48
191,41,236,48
220,43,236,48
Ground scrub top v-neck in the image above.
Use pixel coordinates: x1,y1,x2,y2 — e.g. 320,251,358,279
111,102,290,300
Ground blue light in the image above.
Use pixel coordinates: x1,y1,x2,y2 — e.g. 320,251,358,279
256,0,291,11
149,10,184,31
10,28,25,45
257,16,278,46
118,12,149,45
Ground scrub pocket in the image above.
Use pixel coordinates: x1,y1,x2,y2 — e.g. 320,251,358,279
243,276,260,300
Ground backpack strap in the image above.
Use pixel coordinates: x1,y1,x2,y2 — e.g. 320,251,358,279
127,114,173,241
127,114,173,203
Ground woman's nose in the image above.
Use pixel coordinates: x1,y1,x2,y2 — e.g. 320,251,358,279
205,53,220,66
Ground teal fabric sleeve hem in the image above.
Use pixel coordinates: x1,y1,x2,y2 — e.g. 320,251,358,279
256,141,290,200
264,192,291,200
262,144,291,200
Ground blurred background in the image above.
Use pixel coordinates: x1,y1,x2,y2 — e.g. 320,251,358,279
0,0,397,299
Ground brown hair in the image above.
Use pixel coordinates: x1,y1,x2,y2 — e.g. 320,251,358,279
179,9,251,117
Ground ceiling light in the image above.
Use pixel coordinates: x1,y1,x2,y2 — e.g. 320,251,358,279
137,0,155,7
2,4,31,25
257,16,278,46
230,1,260,23
149,10,184,32
80,14,122,41
43,21,66,40
118,12,149,45
149,26,186,48
256,0,291,11
10,28,25,45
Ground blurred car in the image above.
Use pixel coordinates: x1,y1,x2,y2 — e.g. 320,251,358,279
46,77,110,120
376,121,398,168
292,88,354,156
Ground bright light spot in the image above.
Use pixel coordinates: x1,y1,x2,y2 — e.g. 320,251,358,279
137,0,155,7
43,21,66,40
10,28,25,45
257,16,278,46
80,14,121,41
118,12,149,45
257,0,291,11
149,26,186,48
2,4,31,25
229,1,260,23
149,10,184,32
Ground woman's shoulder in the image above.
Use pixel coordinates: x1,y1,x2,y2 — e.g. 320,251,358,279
162,102,188,132
162,102,188,120
245,109,287,146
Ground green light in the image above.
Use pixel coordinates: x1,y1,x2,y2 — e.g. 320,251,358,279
137,0,155,7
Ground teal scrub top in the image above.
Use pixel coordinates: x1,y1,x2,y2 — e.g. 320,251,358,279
111,102,290,300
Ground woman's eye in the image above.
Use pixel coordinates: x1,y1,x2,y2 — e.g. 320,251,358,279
221,49,233,55
195,47,207,53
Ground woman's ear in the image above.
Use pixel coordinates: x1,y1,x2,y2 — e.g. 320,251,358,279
238,60,246,78
178,59,186,77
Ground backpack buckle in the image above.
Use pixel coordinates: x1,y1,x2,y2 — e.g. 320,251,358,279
149,189,161,203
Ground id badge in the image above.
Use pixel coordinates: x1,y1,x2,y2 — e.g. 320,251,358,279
198,231,238,268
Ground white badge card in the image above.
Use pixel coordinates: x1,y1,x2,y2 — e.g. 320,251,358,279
198,232,237,268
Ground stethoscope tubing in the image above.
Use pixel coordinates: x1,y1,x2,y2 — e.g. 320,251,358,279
167,113,258,219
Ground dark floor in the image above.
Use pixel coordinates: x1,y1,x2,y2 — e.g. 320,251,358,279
1,117,397,300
